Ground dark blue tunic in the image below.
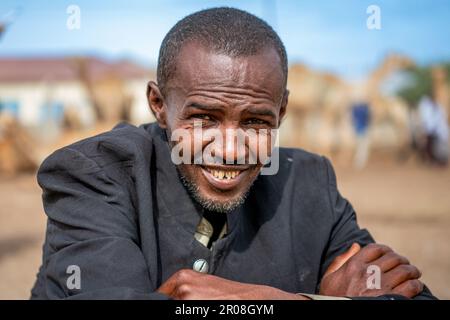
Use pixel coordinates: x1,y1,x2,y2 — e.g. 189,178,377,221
30,122,435,299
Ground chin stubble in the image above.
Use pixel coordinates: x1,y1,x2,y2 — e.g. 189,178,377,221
177,167,255,214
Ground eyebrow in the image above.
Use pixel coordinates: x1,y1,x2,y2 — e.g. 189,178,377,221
245,106,277,118
184,103,224,113
185,102,277,118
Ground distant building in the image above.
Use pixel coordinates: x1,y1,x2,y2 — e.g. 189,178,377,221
0,57,155,129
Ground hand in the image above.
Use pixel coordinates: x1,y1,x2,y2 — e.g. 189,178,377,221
157,269,309,300
320,243,423,298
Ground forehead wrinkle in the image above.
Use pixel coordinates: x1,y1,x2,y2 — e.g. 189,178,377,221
183,94,229,110
184,94,278,119
188,84,275,101
186,91,277,110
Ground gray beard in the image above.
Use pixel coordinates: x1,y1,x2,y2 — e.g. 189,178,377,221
177,167,253,214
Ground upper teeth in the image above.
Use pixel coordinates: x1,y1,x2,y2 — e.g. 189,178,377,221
208,169,240,180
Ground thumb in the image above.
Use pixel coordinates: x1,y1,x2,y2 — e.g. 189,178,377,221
323,243,361,277
156,278,175,296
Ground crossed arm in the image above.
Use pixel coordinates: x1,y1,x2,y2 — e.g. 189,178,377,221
157,243,426,300
32,148,435,300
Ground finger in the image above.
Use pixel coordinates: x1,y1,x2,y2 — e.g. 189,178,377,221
383,264,422,289
323,243,361,277
157,279,176,296
371,251,410,273
391,280,424,298
358,244,393,263
157,269,196,296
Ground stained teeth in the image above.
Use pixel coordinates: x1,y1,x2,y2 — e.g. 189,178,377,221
207,169,241,180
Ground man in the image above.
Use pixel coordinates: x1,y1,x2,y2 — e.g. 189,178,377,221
418,94,449,166
31,7,435,300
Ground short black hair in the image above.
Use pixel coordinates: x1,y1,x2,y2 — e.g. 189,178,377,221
157,7,288,95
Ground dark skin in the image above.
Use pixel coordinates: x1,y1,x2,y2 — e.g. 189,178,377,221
147,41,423,299
149,41,287,207
319,243,423,297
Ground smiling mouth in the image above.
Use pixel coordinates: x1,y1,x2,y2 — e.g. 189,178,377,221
205,167,242,180
200,165,250,191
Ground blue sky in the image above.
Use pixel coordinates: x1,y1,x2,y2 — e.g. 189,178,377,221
1,0,449,79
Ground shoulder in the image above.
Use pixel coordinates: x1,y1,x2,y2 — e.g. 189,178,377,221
276,147,335,185
279,147,325,166
255,147,339,222
36,122,164,195
38,122,160,174
255,147,337,207
250,148,341,240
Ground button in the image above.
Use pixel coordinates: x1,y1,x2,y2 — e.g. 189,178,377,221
193,259,209,273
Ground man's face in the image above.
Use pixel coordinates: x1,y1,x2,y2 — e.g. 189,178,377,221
149,41,287,212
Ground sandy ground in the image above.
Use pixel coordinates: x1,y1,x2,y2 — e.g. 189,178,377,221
336,161,450,299
0,158,449,299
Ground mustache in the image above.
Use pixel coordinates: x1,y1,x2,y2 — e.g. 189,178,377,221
191,149,258,165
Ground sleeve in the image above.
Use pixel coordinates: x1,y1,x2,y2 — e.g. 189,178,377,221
319,156,374,278
31,147,168,300
318,157,437,300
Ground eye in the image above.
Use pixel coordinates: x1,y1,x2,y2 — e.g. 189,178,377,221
244,118,270,125
191,114,212,121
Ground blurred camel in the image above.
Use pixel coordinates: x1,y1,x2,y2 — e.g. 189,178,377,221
283,54,415,167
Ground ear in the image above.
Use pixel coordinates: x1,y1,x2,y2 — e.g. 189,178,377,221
278,89,289,127
147,81,167,128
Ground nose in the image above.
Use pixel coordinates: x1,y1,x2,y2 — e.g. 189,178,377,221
216,127,247,165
